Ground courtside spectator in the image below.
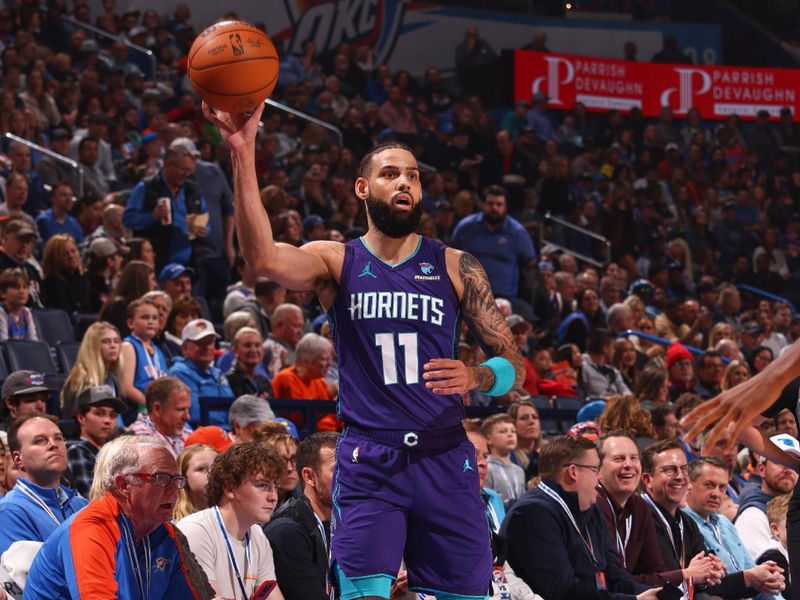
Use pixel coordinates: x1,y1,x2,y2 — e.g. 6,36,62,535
0,413,88,555
265,432,338,600
168,318,234,426
172,443,218,521
0,371,51,432
66,385,125,497
127,376,193,456
271,333,334,402
24,436,214,599
120,298,168,412
177,442,286,599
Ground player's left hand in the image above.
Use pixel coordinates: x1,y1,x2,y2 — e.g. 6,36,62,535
423,358,476,395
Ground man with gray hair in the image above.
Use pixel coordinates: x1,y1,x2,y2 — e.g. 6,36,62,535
263,303,306,379
271,333,334,401
229,394,276,442
606,302,634,335
24,436,216,599
122,146,211,271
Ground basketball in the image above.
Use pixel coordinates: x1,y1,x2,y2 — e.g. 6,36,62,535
188,20,279,114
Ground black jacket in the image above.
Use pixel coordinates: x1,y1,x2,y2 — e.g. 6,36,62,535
645,496,755,599
502,479,650,600
263,495,329,600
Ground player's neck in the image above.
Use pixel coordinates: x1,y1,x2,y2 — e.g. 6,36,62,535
361,230,420,265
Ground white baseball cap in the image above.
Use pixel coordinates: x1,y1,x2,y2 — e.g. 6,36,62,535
181,319,220,343
769,433,800,460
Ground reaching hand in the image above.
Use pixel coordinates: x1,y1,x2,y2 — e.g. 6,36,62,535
202,101,264,150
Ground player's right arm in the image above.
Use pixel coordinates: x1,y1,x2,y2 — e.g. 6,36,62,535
203,104,339,297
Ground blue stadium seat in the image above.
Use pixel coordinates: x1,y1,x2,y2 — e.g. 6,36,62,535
56,341,81,373
4,340,58,374
32,309,76,345
553,396,584,412
530,395,552,411
72,313,98,339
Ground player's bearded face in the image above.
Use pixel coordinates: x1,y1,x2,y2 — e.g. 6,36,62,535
366,193,423,238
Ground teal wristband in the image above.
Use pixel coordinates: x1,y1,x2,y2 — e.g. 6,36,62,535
480,356,515,397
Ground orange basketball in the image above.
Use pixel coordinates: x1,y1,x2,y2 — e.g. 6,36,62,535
188,20,279,114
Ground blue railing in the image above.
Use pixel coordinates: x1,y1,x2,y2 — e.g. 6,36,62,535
737,284,797,314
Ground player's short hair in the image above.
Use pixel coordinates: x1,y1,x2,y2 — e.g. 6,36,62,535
205,442,286,506
359,142,415,178
641,439,682,473
687,456,729,481
538,434,596,480
480,413,514,438
767,493,791,525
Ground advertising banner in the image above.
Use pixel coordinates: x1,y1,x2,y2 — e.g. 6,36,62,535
515,49,800,120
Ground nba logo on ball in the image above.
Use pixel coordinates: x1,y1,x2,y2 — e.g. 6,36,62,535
188,21,279,113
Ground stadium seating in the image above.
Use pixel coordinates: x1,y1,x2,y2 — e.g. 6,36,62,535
32,309,76,346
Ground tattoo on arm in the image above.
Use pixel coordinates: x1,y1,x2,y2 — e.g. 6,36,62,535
459,252,525,391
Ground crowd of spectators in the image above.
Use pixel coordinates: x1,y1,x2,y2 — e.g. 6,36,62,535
0,0,799,599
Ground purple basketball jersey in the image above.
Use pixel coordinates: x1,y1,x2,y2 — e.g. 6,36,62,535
329,236,463,431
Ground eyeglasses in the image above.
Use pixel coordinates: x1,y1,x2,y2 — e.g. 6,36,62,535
565,463,601,474
132,472,187,489
656,464,689,477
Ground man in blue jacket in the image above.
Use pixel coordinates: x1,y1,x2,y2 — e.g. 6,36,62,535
0,413,88,555
502,434,659,600
168,318,233,427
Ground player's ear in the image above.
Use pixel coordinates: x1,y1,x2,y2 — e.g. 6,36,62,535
354,177,368,200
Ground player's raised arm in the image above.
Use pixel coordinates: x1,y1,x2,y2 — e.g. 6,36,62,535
203,103,336,294
423,248,525,396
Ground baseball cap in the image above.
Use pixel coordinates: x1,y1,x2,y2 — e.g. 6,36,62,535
181,319,220,343
89,237,127,259
567,421,603,442
2,370,50,400
184,426,233,453
741,321,764,336
4,219,36,239
665,142,680,152
81,39,99,53
506,314,530,330
169,137,200,157
723,200,737,210
128,25,147,38
76,385,126,414
768,433,800,460
158,263,195,284
576,400,606,424
51,128,70,141
303,215,325,233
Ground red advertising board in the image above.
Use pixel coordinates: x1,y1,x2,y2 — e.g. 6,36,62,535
514,49,800,121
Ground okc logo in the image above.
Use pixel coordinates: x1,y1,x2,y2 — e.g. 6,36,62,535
153,557,170,572
419,262,434,275
660,68,712,115
280,0,405,66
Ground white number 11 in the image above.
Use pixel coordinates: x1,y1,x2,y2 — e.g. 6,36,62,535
375,332,419,385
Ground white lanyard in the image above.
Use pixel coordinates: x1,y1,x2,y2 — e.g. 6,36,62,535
214,506,251,599
486,500,501,532
132,335,163,379
15,480,61,525
708,518,740,572
120,514,151,600
539,482,597,567
604,495,632,568
313,511,331,596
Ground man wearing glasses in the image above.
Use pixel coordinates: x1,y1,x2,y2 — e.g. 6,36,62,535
641,440,784,598
177,441,287,600
503,434,659,600
25,436,213,599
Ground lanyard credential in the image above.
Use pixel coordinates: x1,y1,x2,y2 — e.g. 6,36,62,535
214,506,251,599
605,496,632,568
15,480,61,525
708,518,740,571
641,493,693,600
539,482,598,567
120,515,151,600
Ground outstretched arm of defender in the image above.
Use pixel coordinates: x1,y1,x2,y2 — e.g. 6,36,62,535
203,103,333,292
424,249,525,395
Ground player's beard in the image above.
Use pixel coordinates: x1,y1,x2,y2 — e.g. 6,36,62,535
366,193,423,238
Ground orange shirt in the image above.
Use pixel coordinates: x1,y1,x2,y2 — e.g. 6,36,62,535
271,365,333,401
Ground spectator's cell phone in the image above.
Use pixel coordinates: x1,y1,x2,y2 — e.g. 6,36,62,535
252,580,277,599
656,582,683,600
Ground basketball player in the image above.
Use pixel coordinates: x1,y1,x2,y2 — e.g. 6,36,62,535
205,103,524,600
